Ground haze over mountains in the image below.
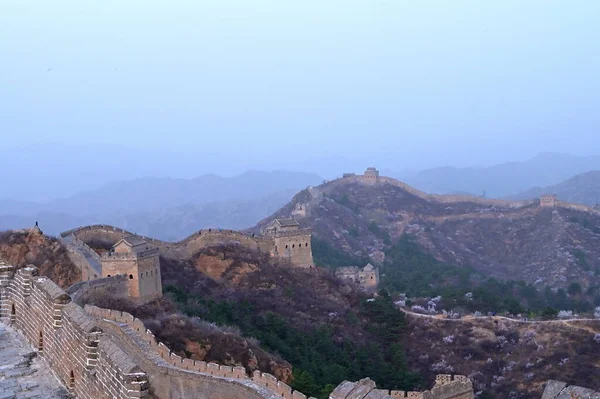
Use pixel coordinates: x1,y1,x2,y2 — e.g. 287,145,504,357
0,171,323,239
3,148,600,240
509,170,600,206
402,152,600,198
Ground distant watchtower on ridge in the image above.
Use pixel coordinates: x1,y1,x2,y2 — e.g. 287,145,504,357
363,167,380,184
540,194,557,208
342,167,381,185
101,236,162,302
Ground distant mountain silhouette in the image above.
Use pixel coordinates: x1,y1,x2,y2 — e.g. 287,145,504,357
508,170,600,206
401,153,600,198
0,171,323,238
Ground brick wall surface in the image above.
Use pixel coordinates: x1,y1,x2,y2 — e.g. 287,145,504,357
0,264,318,399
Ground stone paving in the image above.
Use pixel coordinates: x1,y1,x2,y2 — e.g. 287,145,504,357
0,322,69,399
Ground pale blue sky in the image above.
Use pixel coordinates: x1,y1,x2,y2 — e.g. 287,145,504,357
1,1,599,169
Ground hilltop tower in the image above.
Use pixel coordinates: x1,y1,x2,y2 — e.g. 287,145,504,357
263,219,314,267
101,236,162,302
362,167,380,184
540,194,557,208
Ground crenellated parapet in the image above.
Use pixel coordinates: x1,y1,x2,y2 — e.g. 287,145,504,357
84,305,317,399
65,222,313,268
1,261,471,399
0,265,149,399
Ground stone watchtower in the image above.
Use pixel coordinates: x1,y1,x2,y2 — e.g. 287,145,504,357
362,167,380,184
101,236,162,302
335,263,379,292
540,194,557,208
263,219,314,267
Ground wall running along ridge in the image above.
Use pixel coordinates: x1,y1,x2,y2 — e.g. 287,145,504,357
0,262,473,399
337,173,600,214
0,263,316,399
65,225,278,260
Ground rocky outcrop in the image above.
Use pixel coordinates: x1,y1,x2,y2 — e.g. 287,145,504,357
329,374,473,399
542,380,600,399
0,228,80,288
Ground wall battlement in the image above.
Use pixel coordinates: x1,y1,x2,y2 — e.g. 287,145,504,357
65,222,313,267
0,265,149,399
0,263,315,399
1,261,473,399
84,305,316,399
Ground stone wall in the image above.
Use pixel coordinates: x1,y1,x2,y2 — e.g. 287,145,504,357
0,262,315,399
338,172,600,217
67,225,316,266
66,274,129,305
84,305,316,399
0,265,148,399
68,225,274,260
330,374,473,399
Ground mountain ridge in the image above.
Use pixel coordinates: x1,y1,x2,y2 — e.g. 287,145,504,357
256,171,600,289
508,170,600,207
402,152,600,198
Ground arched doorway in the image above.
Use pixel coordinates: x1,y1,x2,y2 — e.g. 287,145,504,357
10,303,16,322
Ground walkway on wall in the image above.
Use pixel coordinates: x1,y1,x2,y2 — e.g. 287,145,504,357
61,234,102,276
0,321,69,398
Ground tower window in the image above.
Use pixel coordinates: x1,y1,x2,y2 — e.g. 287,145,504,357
129,274,133,279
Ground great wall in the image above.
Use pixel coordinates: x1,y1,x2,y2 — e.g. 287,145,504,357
0,263,475,399
2,168,600,398
338,168,600,214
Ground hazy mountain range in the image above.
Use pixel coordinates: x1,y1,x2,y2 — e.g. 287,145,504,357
402,152,600,198
508,170,600,206
3,149,600,240
0,171,323,239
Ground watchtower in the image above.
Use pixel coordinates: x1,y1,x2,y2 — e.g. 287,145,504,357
540,194,557,208
335,263,379,291
363,167,380,184
101,236,162,302
263,219,314,267
291,203,307,218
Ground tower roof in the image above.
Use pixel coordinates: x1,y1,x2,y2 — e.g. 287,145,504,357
274,218,300,227
113,235,148,249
